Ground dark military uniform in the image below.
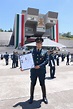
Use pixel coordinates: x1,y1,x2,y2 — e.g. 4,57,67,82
4,52,9,65
66,53,70,65
61,53,65,62
56,53,59,66
30,48,48,86
11,52,16,68
29,37,48,104
49,52,55,78
15,52,19,67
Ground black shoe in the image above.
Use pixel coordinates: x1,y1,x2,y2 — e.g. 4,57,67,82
43,97,48,104
29,98,33,104
52,76,56,79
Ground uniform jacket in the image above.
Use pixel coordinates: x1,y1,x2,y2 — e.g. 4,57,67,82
49,54,55,67
4,54,9,60
30,47,48,73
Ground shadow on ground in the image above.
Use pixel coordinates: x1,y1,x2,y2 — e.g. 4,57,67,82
45,76,56,80
13,99,42,109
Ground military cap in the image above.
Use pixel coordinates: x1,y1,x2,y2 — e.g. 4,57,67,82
35,37,43,43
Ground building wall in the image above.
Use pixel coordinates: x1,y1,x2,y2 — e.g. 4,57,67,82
12,8,59,47
0,32,12,46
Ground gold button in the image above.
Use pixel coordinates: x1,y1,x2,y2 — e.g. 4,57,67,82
37,55,38,56
37,58,38,59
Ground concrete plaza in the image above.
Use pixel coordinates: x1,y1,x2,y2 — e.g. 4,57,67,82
0,57,73,109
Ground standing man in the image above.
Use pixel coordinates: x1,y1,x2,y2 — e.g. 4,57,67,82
56,52,59,66
4,52,9,65
61,53,65,62
48,50,55,79
66,52,70,65
29,37,48,104
15,52,19,67
11,51,16,68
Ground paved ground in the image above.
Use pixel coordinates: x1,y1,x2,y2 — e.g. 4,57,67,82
0,56,73,109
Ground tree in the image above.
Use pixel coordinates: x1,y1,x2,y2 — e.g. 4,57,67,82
5,30,7,32
0,28,3,32
66,32,71,37
62,32,71,37
8,28,13,32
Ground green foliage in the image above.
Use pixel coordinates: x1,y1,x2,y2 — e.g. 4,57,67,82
59,32,73,40
60,32,73,38
8,28,13,32
0,28,13,32
0,28,3,32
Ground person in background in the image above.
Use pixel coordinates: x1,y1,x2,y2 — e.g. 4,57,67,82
4,52,9,65
11,51,16,68
61,53,65,62
48,50,56,79
66,52,70,65
29,37,48,104
1,54,3,60
15,52,19,67
56,52,59,66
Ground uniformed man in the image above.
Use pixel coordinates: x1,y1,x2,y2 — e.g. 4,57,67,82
66,52,70,65
15,52,19,67
61,53,65,62
56,52,59,66
48,50,55,79
4,52,9,65
11,51,16,68
29,37,48,104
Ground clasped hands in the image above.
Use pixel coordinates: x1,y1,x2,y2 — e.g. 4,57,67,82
35,65,40,69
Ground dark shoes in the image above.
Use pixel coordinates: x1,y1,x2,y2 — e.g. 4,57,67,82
29,98,33,104
29,97,48,104
43,97,48,104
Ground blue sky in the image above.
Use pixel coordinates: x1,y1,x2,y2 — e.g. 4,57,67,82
0,0,73,34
